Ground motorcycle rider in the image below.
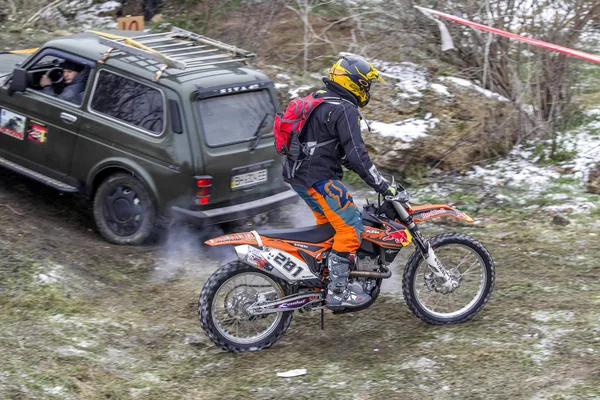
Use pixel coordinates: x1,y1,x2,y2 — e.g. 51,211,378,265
284,55,395,309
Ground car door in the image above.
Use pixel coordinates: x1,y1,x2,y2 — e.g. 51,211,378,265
0,50,93,181
72,68,192,210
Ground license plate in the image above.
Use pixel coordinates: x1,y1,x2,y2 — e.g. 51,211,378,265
231,169,268,189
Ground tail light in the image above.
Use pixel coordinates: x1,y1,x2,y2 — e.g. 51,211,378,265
195,176,212,205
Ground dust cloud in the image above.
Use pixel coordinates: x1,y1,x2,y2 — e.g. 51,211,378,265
150,200,315,283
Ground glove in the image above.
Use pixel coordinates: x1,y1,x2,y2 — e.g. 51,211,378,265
384,186,397,197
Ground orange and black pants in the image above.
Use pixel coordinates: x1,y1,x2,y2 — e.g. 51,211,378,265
292,179,363,253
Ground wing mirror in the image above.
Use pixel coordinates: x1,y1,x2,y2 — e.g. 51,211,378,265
8,67,28,96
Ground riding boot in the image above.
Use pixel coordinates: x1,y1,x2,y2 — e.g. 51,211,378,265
326,252,371,309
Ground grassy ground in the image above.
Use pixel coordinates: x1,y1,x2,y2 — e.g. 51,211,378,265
1,169,599,399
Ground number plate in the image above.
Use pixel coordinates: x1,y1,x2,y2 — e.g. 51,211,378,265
231,169,268,189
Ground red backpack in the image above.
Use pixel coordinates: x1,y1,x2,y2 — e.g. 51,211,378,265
273,93,340,163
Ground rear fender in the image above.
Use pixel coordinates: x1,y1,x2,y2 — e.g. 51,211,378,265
205,233,321,283
410,204,474,223
205,231,332,262
205,231,259,247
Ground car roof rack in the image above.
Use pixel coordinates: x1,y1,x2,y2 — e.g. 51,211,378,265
93,27,256,80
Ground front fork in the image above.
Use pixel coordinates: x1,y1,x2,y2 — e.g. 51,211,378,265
391,200,451,281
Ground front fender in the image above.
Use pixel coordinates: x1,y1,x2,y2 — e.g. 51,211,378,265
410,204,474,223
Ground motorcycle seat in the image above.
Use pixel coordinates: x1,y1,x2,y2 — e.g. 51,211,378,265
257,223,335,243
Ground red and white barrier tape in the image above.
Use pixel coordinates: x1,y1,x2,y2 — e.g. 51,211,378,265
415,6,600,65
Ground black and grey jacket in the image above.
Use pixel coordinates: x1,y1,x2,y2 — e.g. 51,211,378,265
43,67,90,103
283,78,390,194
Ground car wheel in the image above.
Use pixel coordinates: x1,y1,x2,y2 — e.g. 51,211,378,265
93,173,156,245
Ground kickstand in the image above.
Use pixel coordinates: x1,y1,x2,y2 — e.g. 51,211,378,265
320,309,325,330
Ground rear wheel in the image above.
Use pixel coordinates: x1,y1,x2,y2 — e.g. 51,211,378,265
199,261,293,352
93,173,156,245
403,233,494,324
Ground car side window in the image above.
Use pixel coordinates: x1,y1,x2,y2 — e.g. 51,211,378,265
27,55,90,105
90,70,164,135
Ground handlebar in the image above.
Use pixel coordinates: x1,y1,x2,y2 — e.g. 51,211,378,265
384,190,411,204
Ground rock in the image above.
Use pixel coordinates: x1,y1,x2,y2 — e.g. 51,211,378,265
586,162,600,194
151,14,164,23
551,215,571,227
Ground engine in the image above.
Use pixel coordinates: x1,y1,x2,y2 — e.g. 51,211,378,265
350,253,380,295
355,253,379,272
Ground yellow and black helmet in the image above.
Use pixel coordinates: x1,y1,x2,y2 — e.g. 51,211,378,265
328,55,385,107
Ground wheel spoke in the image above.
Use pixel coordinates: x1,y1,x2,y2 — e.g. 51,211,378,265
212,272,283,344
450,253,470,273
431,292,444,311
459,260,479,279
411,241,489,319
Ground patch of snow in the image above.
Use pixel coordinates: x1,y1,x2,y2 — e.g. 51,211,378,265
74,0,120,28
430,83,452,97
41,0,120,29
530,379,579,400
531,311,575,323
443,118,600,214
274,83,289,89
438,332,454,343
530,325,575,365
468,157,560,192
35,263,63,284
288,85,313,98
43,386,64,395
139,373,161,382
370,117,439,141
439,77,509,102
49,315,134,330
400,357,437,371
557,127,600,181
75,339,97,348
367,57,429,98
544,201,598,214
131,387,152,398
56,346,88,357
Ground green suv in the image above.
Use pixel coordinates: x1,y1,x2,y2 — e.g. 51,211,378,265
0,28,297,244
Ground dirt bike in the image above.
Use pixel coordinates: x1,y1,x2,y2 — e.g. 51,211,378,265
198,184,495,352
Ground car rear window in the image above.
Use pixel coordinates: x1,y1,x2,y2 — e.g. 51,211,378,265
90,70,164,135
196,90,275,147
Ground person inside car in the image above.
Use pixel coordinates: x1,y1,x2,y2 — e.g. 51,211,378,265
40,60,89,104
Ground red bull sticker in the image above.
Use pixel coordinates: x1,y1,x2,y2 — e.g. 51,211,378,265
0,109,26,140
27,120,47,143
382,227,411,245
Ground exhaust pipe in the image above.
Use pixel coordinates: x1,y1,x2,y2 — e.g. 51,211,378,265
350,266,391,279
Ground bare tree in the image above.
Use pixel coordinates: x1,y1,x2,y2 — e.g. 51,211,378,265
367,0,600,157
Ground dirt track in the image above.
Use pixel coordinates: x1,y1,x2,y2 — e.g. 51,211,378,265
1,167,599,399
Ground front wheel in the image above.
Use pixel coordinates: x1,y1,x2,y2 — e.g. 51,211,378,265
403,233,495,324
198,261,293,352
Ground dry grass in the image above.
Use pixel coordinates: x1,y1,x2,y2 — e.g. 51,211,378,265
1,168,599,399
